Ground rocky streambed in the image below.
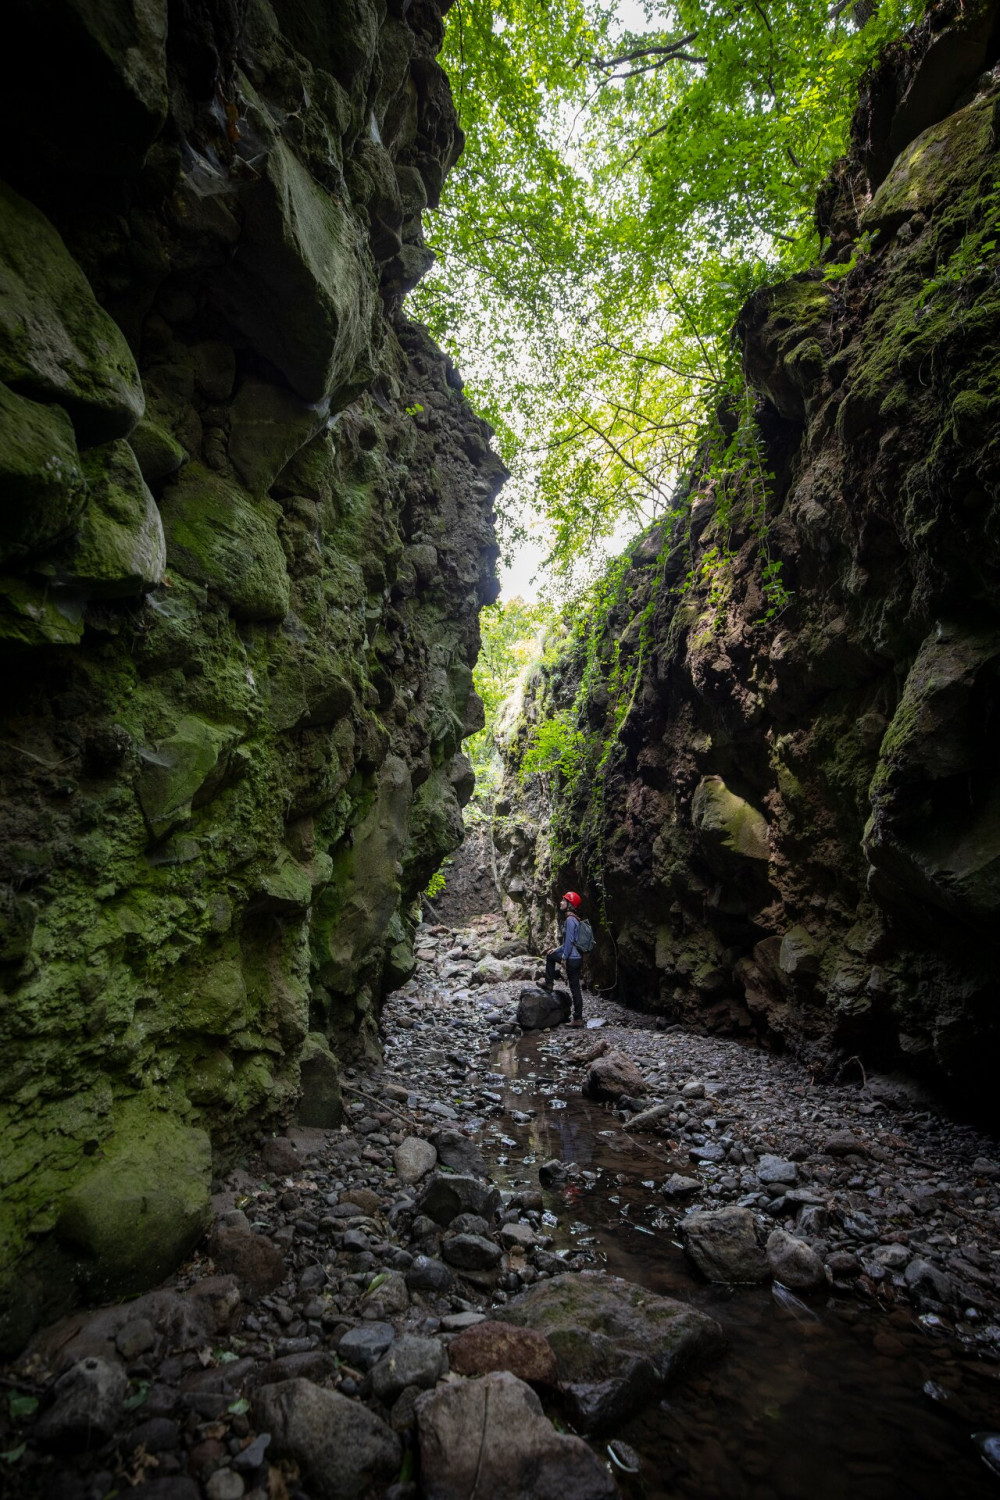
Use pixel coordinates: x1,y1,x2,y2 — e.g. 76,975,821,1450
3,917,1000,1499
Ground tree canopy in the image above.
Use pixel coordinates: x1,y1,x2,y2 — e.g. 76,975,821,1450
412,0,924,589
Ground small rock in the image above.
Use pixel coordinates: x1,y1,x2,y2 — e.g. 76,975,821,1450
261,1137,301,1175
516,987,571,1031
208,1225,285,1296
440,1313,486,1335
394,1137,437,1184
822,1132,868,1158
662,1174,700,1198
337,1322,396,1371
766,1229,826,1290
431,1129,489,1179
418,1173,500,1227
205,1469,245,1500
130,1417,181,1453
232,1432,272,1470
904,1258,954,1306
827,1251,860,1279
405,1256,453,1292
872,1243,910,1271
371,1336,448,1403
441,1233,503,1270
682,1206,768,1284
341,1187,382,1216
499,1222,540,1250
115,1316,156,1360
756,1155,798,1186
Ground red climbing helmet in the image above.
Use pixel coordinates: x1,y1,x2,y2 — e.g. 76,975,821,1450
562,891,582,908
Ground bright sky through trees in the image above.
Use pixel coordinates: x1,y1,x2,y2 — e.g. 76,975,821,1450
410,0,924,601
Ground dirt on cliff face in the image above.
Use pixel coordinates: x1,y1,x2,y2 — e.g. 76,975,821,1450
495,1,1000,1120
0,0,505,1350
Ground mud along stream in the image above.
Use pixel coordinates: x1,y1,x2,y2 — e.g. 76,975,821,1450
384,921,1000,1500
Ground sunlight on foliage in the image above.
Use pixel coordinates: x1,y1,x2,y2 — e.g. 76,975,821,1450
466,596,555,800
411,0,924,591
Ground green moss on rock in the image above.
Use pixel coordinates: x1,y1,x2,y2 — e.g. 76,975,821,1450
0,382,86,563
0,181,143,442
159,464,291,621
54,1099,211,1298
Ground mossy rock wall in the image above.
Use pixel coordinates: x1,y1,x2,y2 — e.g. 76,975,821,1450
496,0,1000,1116
0,0,503,1351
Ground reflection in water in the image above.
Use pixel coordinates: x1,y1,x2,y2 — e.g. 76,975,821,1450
480,1033,1000,1500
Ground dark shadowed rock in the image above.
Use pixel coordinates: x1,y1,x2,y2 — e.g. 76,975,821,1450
682,1206,768,1284
252,1378,401,1498
371,1335,448,1402
416,1371,617,1500
430,1128,489,1178
418,1172,500,1226
35,1356,128,1450
441,1233,503,1270
208,1224,285,1296
337,1323,396,1371
766,1229,826,1290
517,986,571,1030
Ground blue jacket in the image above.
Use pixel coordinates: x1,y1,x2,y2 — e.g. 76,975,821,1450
556,912,582,961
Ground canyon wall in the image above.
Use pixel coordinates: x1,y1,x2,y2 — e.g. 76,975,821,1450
496,1,1000,1115
0,0,503,1350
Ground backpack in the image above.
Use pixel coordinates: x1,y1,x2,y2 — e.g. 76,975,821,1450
574,918,595,955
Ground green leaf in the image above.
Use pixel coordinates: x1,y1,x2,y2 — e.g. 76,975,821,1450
7,1392,38,1421
227,1398,251,1416
123,1381,149,1413
0,1444,26,1463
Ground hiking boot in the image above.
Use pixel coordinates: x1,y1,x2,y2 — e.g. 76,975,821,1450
569,1018,584,1028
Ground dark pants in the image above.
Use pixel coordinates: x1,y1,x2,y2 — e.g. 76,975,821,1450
546,952,583,1021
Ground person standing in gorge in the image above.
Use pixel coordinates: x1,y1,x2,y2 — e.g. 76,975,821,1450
542,890,586,1027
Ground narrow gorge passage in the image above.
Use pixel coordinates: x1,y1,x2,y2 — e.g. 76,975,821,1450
3,0,1000,1495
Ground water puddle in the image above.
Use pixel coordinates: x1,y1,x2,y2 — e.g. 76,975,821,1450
477,1032,1000,1499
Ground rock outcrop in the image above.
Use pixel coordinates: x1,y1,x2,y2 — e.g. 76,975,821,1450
496,0,1000,1115
0,0,503,1350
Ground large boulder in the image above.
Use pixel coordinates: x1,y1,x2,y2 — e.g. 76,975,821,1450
582,1049,647,1102
517,986,570,1030
497,1271,723,1431
415,1371,617,1500
681,1206,768,1284
54,1104,212,1299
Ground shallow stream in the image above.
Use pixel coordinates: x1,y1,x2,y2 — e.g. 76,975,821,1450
477,1031,1000,1500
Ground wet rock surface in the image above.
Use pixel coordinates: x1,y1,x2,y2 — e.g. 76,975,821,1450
3,918,1000,1498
